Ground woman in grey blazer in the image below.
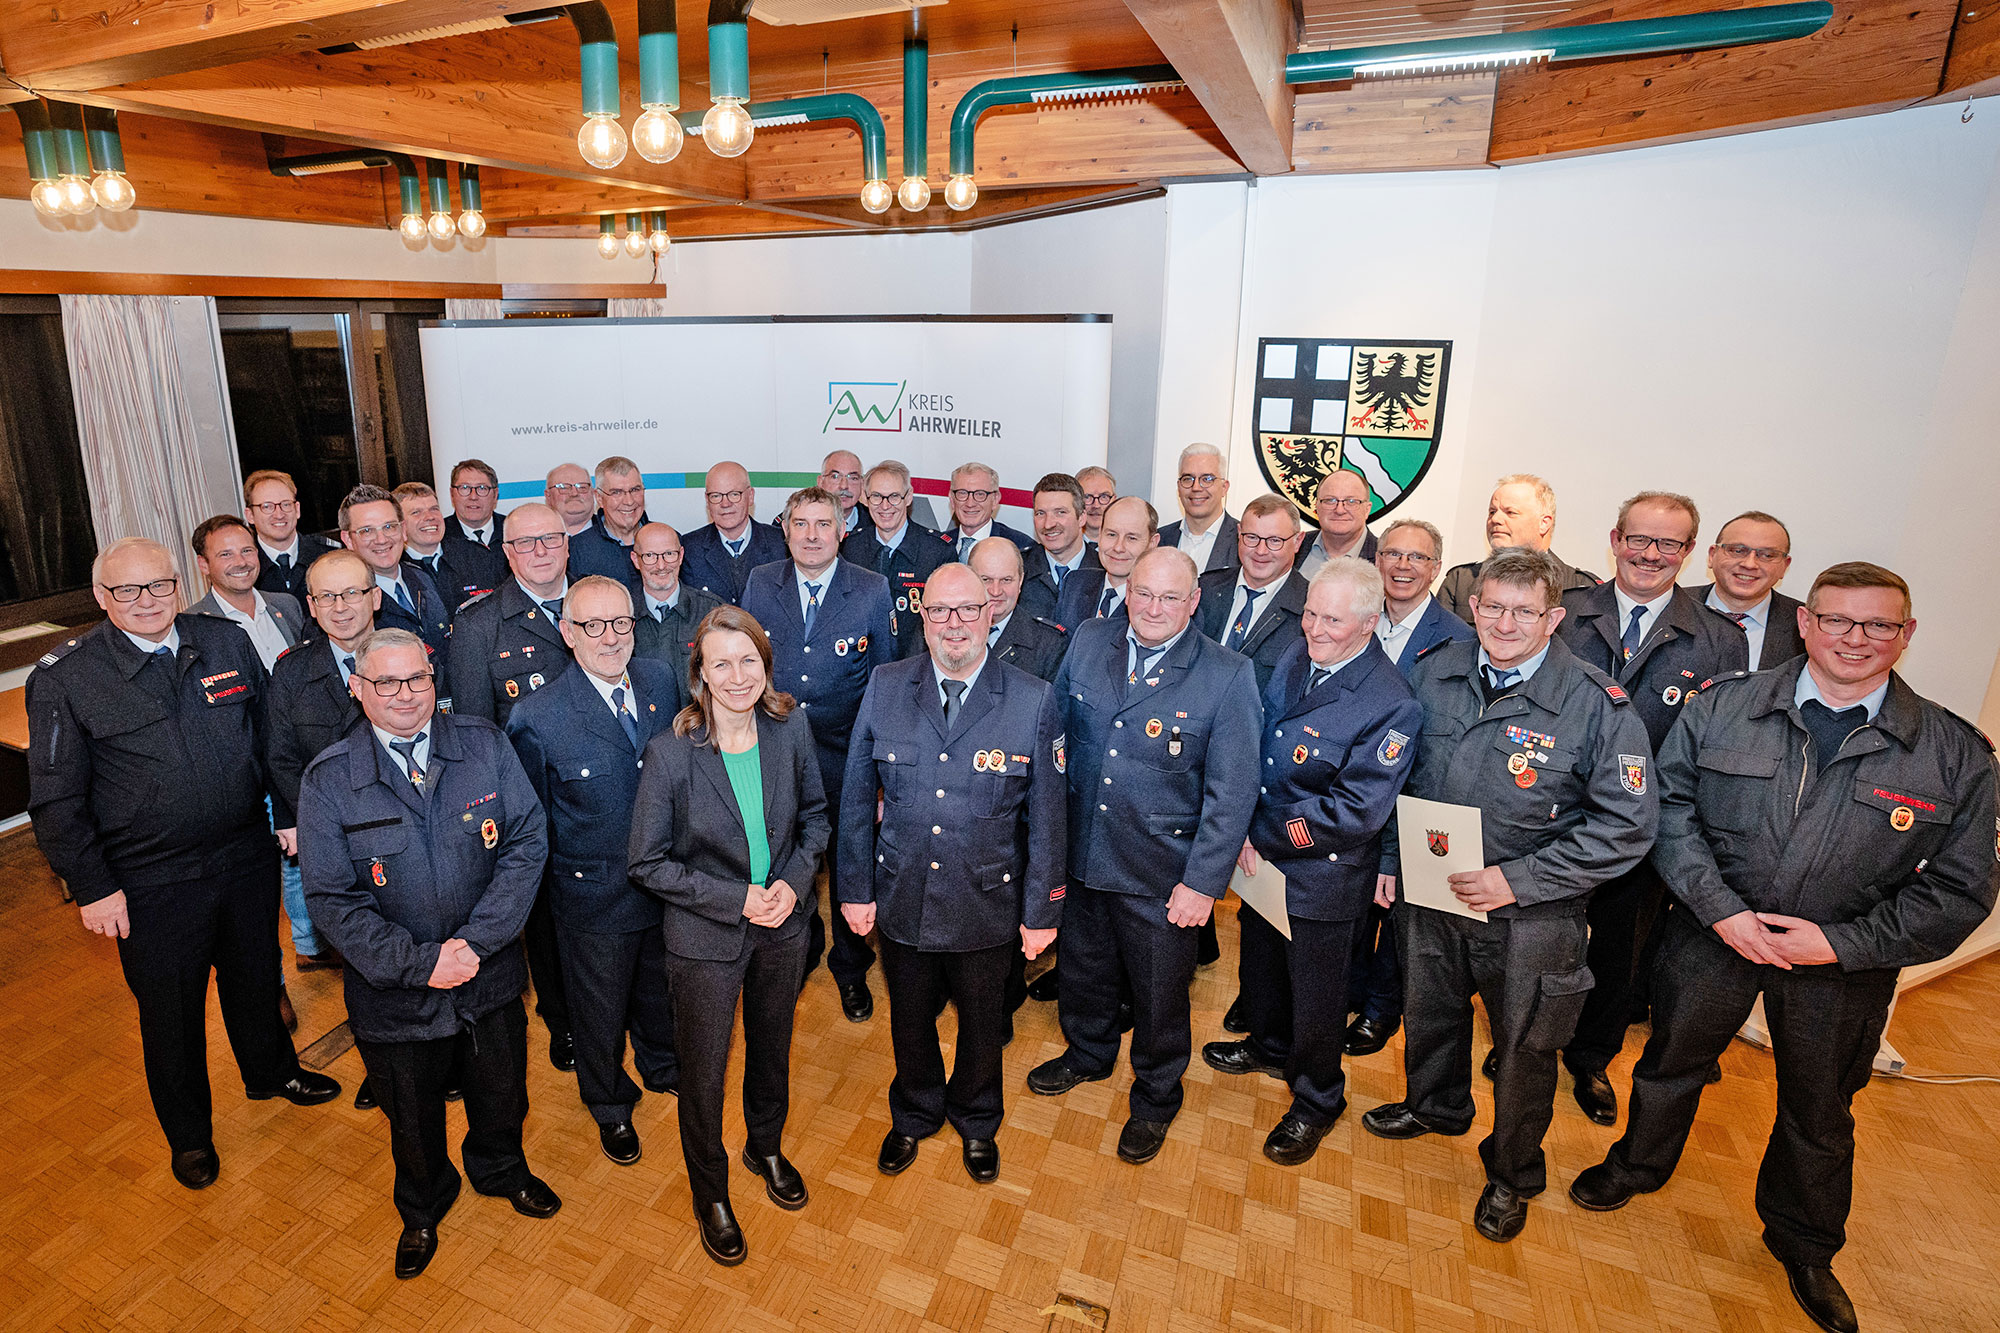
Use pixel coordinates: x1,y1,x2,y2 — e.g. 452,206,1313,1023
628,604,829,1267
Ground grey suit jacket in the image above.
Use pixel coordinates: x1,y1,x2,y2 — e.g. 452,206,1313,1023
190,588,305,652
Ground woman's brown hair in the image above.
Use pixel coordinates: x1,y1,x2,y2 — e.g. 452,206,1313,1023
674,604,797,744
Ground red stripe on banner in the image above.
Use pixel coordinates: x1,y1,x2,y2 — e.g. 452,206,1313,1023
911,477,1035,509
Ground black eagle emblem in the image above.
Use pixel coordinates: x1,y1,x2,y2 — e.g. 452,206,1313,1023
1350,351,1438,434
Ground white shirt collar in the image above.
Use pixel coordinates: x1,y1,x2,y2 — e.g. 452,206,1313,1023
1614,582,1674,625
464,518,494,544
958,520,994,543
932,654,987,704
1705,586,1770,628
795,562,837,596
370,722,431,775
1795,666,1889,720
1377,595,1432,641
644,586,680,617
1127,625,1189,675
258,536,300,564
875,520,907,552
582,669,634,714
517,576,567,608
122,625,180,657
375,569,410,599
1047,544,1086,575
1478,641,1552,684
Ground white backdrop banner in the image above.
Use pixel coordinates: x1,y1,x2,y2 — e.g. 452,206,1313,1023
418,315,1113,530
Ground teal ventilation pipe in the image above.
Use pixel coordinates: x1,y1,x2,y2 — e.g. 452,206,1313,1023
11,102,66,216
268,148,424,238
1284,1,1832,83
568,2,625,168
946,65,1183,210
633,0,684,162
679,92,891,207
703,0,756,157
899,32,929,212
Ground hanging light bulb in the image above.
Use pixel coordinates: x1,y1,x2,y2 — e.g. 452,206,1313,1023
400,211,429,244
944,173,977,212
577,112,628,169
701,97,755,158
623,230,648,257
650,227,671,254
455,162,485,240
859,178,893,215
59,175,96,214
596,215,621,259
633,106,685,164
30,179,68,216
896,175,931,213
428,209,457,242
457,207,487,239
90,170,136,212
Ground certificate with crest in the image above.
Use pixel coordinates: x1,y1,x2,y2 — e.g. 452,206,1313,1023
1395,796,1488,922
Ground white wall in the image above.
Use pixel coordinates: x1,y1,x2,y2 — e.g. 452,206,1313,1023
657,230,971,315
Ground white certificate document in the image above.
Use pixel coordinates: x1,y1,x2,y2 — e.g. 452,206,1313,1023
1230,860,1291,941
1396,796,1488,922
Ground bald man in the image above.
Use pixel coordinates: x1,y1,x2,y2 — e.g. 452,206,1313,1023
681,461,787,604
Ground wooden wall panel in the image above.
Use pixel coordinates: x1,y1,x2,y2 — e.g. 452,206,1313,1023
1292,77,1497,173
1487,0,1960,162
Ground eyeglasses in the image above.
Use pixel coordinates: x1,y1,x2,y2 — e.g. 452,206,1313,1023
636,550,681,565
1618,533,1691,558
704,489,748,504
1240,533,1293,552
451,482,497,497
353,672,435,697
821,471,862,485
600,484,644,502
1081,493,1116,510
1379,549,1438,566
570,616,637,637
923,603,986,624
247,500,297,515
951,487,1000,503
1318,496,1369,511
101,578,178,602
1716,542,1789,563
864,491,909,506
1470,599,1550,625
1805,611,1908,641
1177,473,1221,489
308,587,374,608
547,482,593,496
1128,589,1190,609
347,520,402,541
504,533,568,553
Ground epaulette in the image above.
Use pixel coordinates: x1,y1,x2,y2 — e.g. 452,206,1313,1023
1570,657,1630,705
274,640,307,665
1940,706,1996,754
1695,670,1753,692
1412,638,1454,661
456,588,497,614
32,635,85,672
1034,616,1069,636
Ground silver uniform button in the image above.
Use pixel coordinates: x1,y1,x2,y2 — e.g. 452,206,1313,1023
1103,777,1112,784
1002,873,1011,883
1328,853,1338,862
803,645,811,653
887,753,895,762
581,768,590,777
1108,749,1117,757
1114,720,1124,728
936,789,946,798
932,825,942,834
930,861,940,870
801,674,809,682
1099,803,1107,811
574,870,584,878
940,753,948,761
1275,729,1282,737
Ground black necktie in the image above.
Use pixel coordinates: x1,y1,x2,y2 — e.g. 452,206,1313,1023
276,553,291,570
942,677,965,725
1799,698,1868,768
342,654,356,678
393,582,415,615
1724,611,1748,625
1481,665,1520,704
420,554,439,575
1227,588,1265,651
1621,605,1646,661
1098,587,1116,618
803,583,822,637
540,599,563,623
611,685,641,752
390,733,427,786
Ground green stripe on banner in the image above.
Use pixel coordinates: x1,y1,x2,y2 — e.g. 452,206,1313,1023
496,471,818,500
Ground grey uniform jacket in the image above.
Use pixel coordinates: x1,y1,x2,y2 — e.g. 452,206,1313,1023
1383,635,1659,917
1651,661,1999,973
1436,551,1600,622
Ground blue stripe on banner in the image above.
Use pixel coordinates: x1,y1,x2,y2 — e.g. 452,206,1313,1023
496,470,819,500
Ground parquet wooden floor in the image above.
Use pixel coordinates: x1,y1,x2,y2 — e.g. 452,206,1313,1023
1,826,1996,1333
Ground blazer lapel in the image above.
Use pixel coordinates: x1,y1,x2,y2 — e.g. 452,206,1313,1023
572,673,631,751
945,668,1001,745
694,741,746,834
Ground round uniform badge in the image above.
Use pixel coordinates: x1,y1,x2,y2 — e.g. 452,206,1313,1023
529,673,545,690
857,635,868,653
835,638,849,656
1293,744,1308,765
505,678,519,698
896,596,908,612
987,749,1006,773
1507,752,1530,776
1890,805,1915,832
1146,719,1163,738
1663,686,1682,706
1515,767,1538,789
974,750,990,772
481,817,498,849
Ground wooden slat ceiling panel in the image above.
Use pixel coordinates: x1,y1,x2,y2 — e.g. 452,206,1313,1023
1300,0,1591,47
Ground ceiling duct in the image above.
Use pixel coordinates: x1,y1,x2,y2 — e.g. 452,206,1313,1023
318,9,565,55
749,0,945,25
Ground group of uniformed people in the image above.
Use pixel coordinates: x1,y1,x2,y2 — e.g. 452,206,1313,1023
27,447,1996,1333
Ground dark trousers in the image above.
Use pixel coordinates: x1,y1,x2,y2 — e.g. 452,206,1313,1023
1398,901,1593,1195
524,887,569,1037
1601,910,1895,1266
115,854,301,1153
1057,881,1200,1123
354,998,533,1230
803,773,876,988
1564,865,1667,1072
1346,902,1402,1024
666,911,809,1210
880,936,1014,1139
556,922,678,1125
1240,906,1360,1127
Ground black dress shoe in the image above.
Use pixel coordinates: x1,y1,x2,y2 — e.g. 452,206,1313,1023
698,1202,747,1266
1116,1116,1172,1164
501,1176,562,1219
1264,1111,1336,1167
878,1129,921,1176
643,1072,680,1096
740,1148,809,1209
295,947,343,972
1344,1015,1400,1057
599,1120,641,1165
1362,1102,1461,1140
962,1138,999,1183
1001,1017,1015,1047
354,1078,378,1111
1785,1261,1859,1333
838,980,874,1023
1201,1040,1286,1080
1482,1048,1499,1080
248,1070,341,1106
1026,1055,1110,1097
548,1031,575,1071
1221,996,1248,1034
394,1225,438,1279
1026,968,1060,1002
170,1145,220,1190
1473,1182,1529,1242
1569,1162,1648,1212
1117,1002,1135,1034
1570,1067,1618,1125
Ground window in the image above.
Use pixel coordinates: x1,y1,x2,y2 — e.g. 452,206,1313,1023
0,300,97,612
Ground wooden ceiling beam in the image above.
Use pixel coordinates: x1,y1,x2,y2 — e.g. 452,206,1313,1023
1935,3,2000,100
1487,0,1960,163
1120,0,1297,175
0,0,558,93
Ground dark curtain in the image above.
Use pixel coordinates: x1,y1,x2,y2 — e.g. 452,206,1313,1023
0,313,97,605
221,329,358,535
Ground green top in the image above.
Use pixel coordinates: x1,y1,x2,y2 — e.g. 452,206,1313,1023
721,743,771,887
